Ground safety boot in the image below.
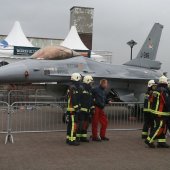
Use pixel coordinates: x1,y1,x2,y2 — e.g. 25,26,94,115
141,135,147,139
76,137,81,142
92,137,102,142
157,143,170,148
145,140,155,148
101,137,110,141
80,138,90,143
68,141,80,146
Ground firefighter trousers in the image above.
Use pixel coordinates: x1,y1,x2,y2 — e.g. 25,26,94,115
142,111,154,137
147,115,167,143
66,112,78,142
167,117,170,131
77,111,89,139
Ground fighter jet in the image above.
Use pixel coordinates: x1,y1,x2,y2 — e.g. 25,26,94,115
0,23,163,102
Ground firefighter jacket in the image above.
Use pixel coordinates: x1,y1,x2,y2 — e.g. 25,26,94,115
149,85,170,116
67,82,82,114
80,83,95,113
143,90,152,112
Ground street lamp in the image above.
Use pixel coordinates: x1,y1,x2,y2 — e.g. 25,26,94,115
127,40,137,60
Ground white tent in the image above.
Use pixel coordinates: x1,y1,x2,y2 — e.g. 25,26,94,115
5,21,33,47
0,21,33,57
61,26,89,50
61,26,107,62
60,26,106,62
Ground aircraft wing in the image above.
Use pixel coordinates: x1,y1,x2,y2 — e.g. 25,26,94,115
48,69,161,81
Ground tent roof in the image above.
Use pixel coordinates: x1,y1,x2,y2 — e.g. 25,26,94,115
5,21,33,47
61,26,89,50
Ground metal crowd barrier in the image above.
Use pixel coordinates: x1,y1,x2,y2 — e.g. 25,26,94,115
8,89,37,104
10,102,67,133
0,90,8,102
0,89,145,144
3,101,67,144
3,101,144,144
35,89,58,102
0,101,9,134
105,102,144,130
0,101,11,144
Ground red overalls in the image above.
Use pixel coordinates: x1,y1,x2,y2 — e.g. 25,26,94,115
92,106,108,138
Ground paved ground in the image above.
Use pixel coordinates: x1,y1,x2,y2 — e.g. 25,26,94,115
0,131,170,170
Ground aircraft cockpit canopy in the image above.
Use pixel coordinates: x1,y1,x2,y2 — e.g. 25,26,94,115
32,46,80,60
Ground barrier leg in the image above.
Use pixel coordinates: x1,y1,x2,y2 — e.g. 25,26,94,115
5,108,14,144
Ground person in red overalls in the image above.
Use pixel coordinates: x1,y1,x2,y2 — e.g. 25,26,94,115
92,79,110,141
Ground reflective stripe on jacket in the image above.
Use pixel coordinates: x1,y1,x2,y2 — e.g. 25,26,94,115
149,87,170,116
80,83,94,113
143,93,151,112
67,83,82,114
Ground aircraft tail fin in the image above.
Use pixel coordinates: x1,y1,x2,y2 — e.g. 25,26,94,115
124,23,163,70
136,23,163,60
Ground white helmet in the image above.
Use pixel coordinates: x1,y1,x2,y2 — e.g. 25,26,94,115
71,73,82,82
148,80,155,87
83,75,93,84
159,75,168,84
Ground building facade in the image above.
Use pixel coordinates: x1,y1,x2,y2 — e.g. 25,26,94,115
0,35,63,48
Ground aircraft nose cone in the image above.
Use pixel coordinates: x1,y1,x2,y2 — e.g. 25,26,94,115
0,63,28,83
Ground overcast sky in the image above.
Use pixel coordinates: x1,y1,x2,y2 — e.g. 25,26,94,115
0,0,170,76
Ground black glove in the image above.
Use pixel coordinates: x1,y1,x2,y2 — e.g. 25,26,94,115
75,109,80,116
65,115,70,124
89,109,95,124
62,112,70,124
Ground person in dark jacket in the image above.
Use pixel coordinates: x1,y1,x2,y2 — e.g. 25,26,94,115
145,76,170,148
77,75,95,142
142,80,157,139
167,83,170,132
92,79,110,141
66,73,82,146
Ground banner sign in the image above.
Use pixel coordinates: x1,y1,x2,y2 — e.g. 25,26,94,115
13,46,40,56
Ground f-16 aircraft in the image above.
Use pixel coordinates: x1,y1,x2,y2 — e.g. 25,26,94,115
0,23,164,102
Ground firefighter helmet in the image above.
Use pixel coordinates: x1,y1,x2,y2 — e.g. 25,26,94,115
71,73,82,81
159,75,168,84
148,80,155,87
83,75,93,84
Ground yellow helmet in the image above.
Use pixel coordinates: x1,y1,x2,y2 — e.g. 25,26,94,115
71,73,82,81
159,75,168,84
148,80,155,87
83,75,93,84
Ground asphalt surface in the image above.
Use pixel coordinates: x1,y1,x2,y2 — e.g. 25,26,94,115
0,131,170,170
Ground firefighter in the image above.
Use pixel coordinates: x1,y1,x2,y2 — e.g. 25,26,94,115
66,73,82,146
141,80,156,139
166,82,170,132
76,75,95,142
92,79,110,141
145,75,170,148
